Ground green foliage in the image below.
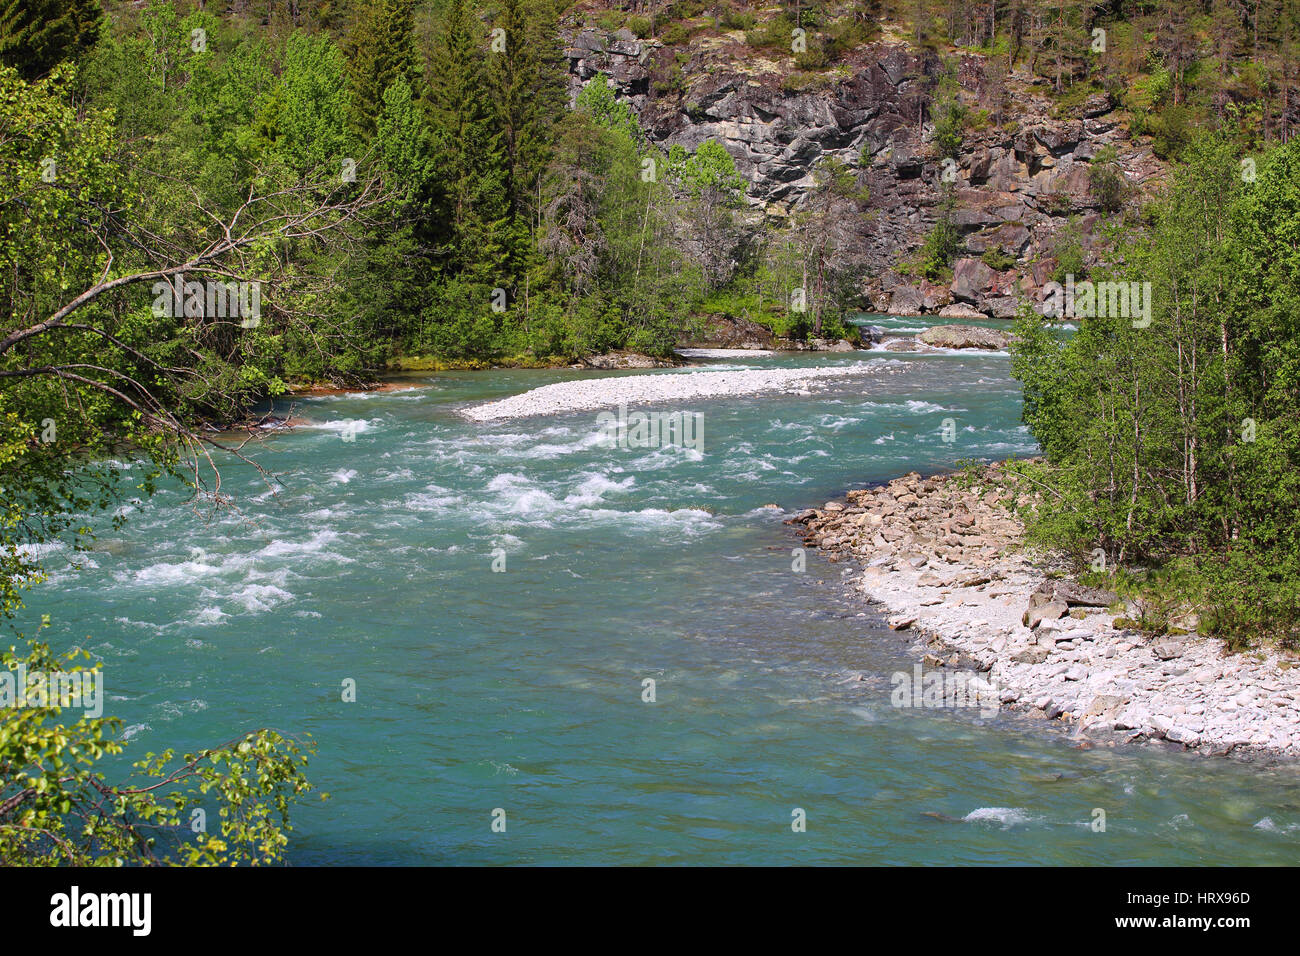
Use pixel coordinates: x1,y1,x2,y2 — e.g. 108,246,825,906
744,14,795,52
575,76,641,143
661,22,689,46
344,0,417,140
675,139,745,205
1148,104,1194,161
269,33,352,172
930,66,965,159
981,246,1016,271
719,8,755,31
1047,222,1086,284
1087,144,1126,212
0,0,103,80
1011,132,1300,645
0,638,320,865
915,199,960,280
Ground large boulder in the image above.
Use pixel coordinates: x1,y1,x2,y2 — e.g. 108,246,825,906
938,302,986,319
1043,582,1120,607
918,324,1010,350
985,296,1021,319
883,337,925,351
965,223,1030,256
1023,600,1069,629
920,279,953,310
889,284,924,314
585,351,677,369
951,258,996,303
680,314,777,349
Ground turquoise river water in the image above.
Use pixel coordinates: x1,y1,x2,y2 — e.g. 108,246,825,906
21,318,1300,864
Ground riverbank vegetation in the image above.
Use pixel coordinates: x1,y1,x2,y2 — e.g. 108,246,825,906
1010,132,1300,649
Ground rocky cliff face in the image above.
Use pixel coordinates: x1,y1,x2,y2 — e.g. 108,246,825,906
562,22,1168,319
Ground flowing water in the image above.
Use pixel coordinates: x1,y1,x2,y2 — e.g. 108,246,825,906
21,330,1300,864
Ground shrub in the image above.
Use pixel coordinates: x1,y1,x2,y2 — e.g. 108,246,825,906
720,8,755,31
1150,105,1193,161
661,21,689,46
916,218,960,279
1047,223,1086,284
1088,144,1126,212
981,245,1017,270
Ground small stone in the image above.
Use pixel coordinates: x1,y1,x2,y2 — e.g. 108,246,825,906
1023,601,1069,629
1166,726,1201,747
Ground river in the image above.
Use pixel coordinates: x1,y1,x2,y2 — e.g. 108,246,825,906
24,321,1300,864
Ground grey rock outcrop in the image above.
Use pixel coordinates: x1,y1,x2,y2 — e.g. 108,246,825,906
561,26,1168,320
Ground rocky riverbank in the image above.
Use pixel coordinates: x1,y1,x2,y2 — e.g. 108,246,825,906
789,462,1300,761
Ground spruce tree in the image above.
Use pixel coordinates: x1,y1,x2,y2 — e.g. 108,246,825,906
427,0,507,278
344,0,417,141
0,0,104,80
489,0,566,219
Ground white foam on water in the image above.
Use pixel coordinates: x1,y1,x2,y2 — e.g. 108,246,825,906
485,472,562,515
257,528,348,562
1251,817,1298,833
227,583,295,613
587,506,722,535
112,616,167,634
195,606,228,625
815,414,859,430
405,490,464,511
962,807,1037,828
16,540,66,559
565,473,635,506
123,553,222,587
313,418,376,436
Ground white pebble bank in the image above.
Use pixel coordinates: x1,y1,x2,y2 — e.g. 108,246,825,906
463,363,892,421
